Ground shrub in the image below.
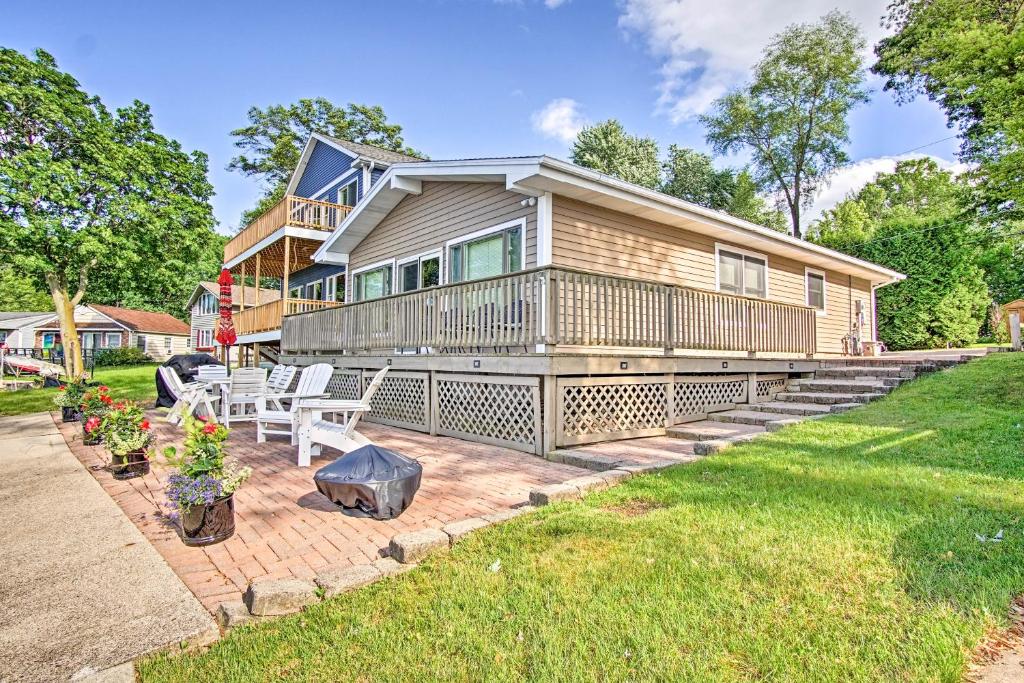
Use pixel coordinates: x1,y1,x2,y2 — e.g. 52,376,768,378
94,347,152,366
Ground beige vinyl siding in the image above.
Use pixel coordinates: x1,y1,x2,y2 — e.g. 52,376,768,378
135,333,190,362
347,182,537,277
551,195,871,354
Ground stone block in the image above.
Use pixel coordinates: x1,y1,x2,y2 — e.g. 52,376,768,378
216,600,262,630
373,557,417,577
442,517,491,543
389,528,451,564
529,483,582,506
243,578,318,616
562,475,612,493
315,564,383,599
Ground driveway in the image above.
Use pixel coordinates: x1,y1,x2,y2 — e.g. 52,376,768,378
0,413,214,683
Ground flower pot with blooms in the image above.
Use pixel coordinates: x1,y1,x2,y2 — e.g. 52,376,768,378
163,416,251,546
52,376,89,422
79,386,113,445
101,401,152,480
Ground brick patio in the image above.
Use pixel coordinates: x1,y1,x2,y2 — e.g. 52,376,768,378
55,412,589,613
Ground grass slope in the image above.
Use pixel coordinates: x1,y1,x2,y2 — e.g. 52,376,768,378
140,354,1024,682
0,364,159,416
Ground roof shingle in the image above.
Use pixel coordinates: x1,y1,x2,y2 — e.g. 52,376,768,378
319,135,424,165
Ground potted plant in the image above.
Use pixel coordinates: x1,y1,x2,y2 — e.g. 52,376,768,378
79,385,113,445
101,401,152,480
164,416,251,547
52,376,89,422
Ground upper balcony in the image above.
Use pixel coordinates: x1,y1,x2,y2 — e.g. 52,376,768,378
223,195,353,278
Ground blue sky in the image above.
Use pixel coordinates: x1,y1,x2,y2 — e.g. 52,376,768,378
3,0,960,234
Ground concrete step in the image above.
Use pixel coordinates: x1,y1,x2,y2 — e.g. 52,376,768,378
748,401,833,416
816,366,915,379
667,421,765,442
792,379,892,394
776,391,884,405
818,358,934,368
705,409,792,427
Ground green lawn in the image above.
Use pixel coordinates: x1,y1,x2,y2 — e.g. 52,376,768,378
140,354,1024,682
0,364,160,416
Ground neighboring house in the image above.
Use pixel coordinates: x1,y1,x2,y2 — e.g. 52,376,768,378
0,311,55,348
220,134,422,361
185,281,279,363
34,304,191,362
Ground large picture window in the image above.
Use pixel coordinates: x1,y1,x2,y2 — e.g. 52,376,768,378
447,219,524,284
717,246,767,298
806,268,826,312
352,263,394,302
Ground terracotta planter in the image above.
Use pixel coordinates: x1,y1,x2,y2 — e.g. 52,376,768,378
179,494,235,547
111,449,150,480
61,407,82,423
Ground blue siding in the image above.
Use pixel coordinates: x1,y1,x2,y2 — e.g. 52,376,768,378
370,167,385,189
286,263,347,300
318,171,363,206
294,142,355,198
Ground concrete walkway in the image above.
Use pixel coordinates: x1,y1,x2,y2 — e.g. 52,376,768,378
0,413,215,683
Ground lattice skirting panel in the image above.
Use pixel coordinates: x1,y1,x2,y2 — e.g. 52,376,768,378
433,374,541,454
363,371,430,432
674,374,748,421
557,376,671,446
755,374,789,401
326,370,362,401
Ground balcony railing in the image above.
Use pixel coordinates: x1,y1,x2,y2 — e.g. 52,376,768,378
223,195,354,265
281,266,818,355
234,298,341,337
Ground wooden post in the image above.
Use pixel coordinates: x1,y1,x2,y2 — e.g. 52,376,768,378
239,263,246,311
542,374,558,455
254,342,261,367
1011,312,1021,351
281,236,291,303
254,253,261,302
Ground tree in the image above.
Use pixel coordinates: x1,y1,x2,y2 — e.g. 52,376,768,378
0,48,219,376
0,266,52,312
229,98,421,226
874,0,1024,216
570,119,661,189
727,170,789,232
702,11,869,238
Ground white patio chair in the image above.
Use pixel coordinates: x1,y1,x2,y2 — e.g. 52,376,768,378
255,363,333,445
159,366,219,425
265,365,298,410
219,366,267,426
294,367,389,467
196,364,228,385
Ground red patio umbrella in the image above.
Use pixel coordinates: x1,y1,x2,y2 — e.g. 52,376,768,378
215,268,237,364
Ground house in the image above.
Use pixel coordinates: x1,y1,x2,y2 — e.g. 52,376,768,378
0,312,55,348
220,133,422,362
186,281,279,363
224,139,904,455
34,304,191,361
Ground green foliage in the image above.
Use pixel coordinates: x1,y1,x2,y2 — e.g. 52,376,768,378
100,400,150,456
228,98,421,226
0,364,158,417
94,346,153,367
570,119,661,189
702,11,869,238
874,0,1024,215
0,266,51,312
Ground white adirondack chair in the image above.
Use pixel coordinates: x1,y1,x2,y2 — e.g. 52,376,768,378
219,367,267,426
294,367,389,467
254,363,333,444
265,365,298,410
159,366,219,425
196,364,228,385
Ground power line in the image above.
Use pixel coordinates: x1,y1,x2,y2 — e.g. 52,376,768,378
886,134,960,158
836,207,1022,248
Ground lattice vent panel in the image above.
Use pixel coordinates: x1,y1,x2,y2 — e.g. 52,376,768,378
326,370,362,401
436,378,538,452
674,379,746,417
756,377,788,399
363,373,430,432
560,382,668,439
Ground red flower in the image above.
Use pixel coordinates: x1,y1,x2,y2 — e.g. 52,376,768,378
114,401,126,410
100,395,113,405
202,422,218,435
140,420,150,431
98,385,109,392
58,386,66,392
84,416,101,433
196,414,208,423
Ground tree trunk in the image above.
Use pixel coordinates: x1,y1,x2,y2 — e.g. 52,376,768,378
46,282,83,378
790,179,803,240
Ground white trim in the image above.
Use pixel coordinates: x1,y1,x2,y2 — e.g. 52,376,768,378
714,243,770,299
223,226,331,270
804,267,828,316
347,258,396,303
396,249,443,292
237,330,282,344
444,217,528,283
536,191,552,267
308,167,361,202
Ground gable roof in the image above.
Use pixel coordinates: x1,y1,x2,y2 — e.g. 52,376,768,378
0,311,54,329
286,133,424,196
88,305,190,335
313,156,905,286
187,282,280,310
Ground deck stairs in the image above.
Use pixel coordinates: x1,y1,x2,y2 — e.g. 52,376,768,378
664,354,985,455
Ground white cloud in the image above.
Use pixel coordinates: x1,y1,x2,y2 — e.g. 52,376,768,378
805,154,970,224
618,0,890,122
544,0,570,7
531,98,587,144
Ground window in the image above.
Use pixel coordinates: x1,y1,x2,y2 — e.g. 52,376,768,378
717,246,767,298
197,329,213,348
325,275,337,302
352,263,393,302
398,253,441,293
164,336,173,353
81,332,102,350
806,269,826,312
105,333,122,348
447,220,524,284
0,331,6,344
136,335,146,351
305,281,323,301
289,286,302,299
338,180,357,206
198,292,217,316
42,333,56,349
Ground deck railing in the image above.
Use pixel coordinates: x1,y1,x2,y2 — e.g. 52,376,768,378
281,266,817,355
234,298,340,337
223,195,354,264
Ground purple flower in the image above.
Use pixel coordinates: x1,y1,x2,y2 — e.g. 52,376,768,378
165,474,223,511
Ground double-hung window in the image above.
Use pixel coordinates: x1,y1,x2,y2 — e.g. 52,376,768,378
105,333,122,348
717,246,767,298
806,268,826,313
352,262,394,302
398,253,441,293
338,180,357,207
447,219,524,284
305,281,323,301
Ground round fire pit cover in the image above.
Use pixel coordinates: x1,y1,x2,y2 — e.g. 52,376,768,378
313,445,422,520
